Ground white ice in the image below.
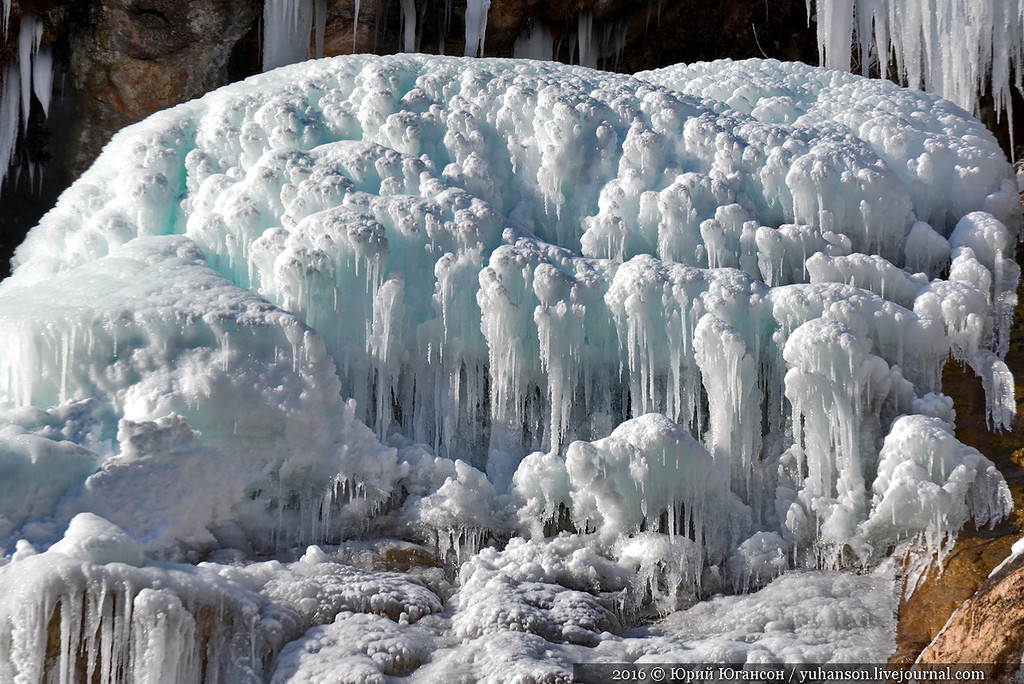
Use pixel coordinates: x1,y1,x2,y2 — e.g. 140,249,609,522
0,53,1018,679
809,0,1024,138
263,0,314,71
0,13,54,191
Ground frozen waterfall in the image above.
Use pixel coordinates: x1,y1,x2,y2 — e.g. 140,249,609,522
0,53,1018,679
811,0,1024,132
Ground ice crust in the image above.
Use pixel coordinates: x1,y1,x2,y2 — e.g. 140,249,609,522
0,54,1018,677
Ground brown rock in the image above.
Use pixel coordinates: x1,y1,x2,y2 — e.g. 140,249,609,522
65,0,261,175
890,533,1018,664
916,551,1024,679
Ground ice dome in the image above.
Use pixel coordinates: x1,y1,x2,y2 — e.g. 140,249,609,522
0,53,1017,678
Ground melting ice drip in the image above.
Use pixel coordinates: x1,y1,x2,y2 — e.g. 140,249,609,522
0,54,1018,679
812,0,1024,132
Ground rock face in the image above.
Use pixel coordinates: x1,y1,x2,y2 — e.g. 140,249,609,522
916,548,1024,678
66,1,261,176
890,528,1019,664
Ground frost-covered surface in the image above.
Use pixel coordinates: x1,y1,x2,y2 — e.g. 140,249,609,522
0,54,1018,678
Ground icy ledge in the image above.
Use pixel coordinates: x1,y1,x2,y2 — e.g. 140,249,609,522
0,55,1018,677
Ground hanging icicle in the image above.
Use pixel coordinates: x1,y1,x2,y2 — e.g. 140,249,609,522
0,15,54,192
464,0,490,57
400,0,417,53
263,0,314,71
352,0,361,52
810,0,1024,131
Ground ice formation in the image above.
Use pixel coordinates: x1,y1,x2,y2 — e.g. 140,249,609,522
0,53,1018,677
464,0,490,58
0,12,53,191
810,0,1024,132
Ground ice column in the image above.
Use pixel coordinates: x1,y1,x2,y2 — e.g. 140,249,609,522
262,0,314,71
351,0,361,52
0,15,52,191
513,22,553,61
576,11,597,68
815,0,854,72
314,0,327,57
464,0,490,57
0,64,17,190
400,0,417,53
810,0,1024,125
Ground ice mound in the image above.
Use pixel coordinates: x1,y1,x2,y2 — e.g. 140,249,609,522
454,536,627,646
0,235,404,555
632,563,898,663
0,54,1018,675
270,611,437,683
243,550,444,626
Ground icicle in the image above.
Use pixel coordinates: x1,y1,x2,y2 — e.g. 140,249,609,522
0,16,54,191
463,0,490,57
369,278,404,438
2,0,9,36
815,0,854,71
313,0,327,58
439,0,453,53
400,0,417,53
262,0,314,71
352,0,361,52
810,0,1024,127
0,62,18,189
576,11,597,68
32,44,53,117
513,21,553,62
17,15,42,134
603,21,629,71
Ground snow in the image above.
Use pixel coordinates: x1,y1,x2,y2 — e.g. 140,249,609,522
271,611,437,683
630,563,898,663
48,512,145,567
861,415,1012,568
0,53,1018,678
